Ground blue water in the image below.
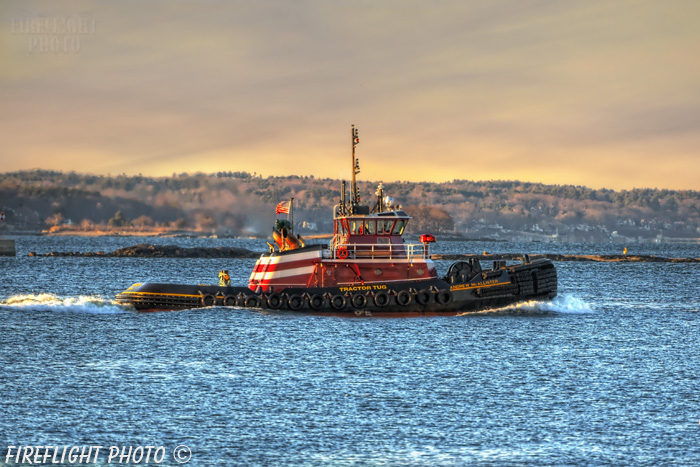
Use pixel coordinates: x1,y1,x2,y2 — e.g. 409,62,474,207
1,236,699,466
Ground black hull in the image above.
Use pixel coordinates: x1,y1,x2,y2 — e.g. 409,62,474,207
116,259,557,316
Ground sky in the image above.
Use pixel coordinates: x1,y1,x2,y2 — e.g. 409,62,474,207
1,0,699,191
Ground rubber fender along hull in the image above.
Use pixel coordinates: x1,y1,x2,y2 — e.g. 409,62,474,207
115,259,557,316
115,283,254,312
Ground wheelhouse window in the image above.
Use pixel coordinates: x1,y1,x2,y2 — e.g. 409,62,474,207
394,219,407,235
345,217,406,235
378,220,395,235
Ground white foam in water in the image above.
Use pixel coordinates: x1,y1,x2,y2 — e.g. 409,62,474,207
504,294,594,314
0,294,132,314
543,294,595,313
461,294,594,316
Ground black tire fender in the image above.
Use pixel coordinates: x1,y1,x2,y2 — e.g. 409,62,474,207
267,293,284,309
223,295,238,307
330,294,346,310
244,295,260,308
373,291,390,308
435,289,453,306
200,293,216,307
415,289,432,305
288,294,304,310
351,293,367,309
309,294,325,310
396,290,412,306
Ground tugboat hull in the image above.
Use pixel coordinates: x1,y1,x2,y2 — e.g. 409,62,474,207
116,258,557,316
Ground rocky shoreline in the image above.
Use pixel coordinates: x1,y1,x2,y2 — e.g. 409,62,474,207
432,253,700,263
28,243,258,258
24,244,700,262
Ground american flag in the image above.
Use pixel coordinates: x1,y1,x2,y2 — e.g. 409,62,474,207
275,201,290,214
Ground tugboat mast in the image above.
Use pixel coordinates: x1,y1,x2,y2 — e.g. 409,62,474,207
351,124,360,214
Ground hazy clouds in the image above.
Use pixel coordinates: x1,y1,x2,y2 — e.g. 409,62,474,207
2,0,699,189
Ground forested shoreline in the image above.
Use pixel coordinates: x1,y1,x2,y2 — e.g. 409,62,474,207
1,170,698,241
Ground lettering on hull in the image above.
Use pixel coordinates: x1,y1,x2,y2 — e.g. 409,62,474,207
339,284,387,293
450,279,503,291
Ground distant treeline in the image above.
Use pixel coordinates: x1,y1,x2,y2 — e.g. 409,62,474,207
1,170,698,237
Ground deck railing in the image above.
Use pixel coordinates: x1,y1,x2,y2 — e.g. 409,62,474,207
330,236,429,261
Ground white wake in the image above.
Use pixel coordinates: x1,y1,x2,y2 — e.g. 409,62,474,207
460,294,594,316
0,294,133,314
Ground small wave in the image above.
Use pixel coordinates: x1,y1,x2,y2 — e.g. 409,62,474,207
0,294,133,314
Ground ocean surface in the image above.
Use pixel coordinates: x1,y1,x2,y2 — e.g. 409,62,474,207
1,235,699,466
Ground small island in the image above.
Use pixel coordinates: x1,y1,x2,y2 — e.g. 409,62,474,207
28,243,258,258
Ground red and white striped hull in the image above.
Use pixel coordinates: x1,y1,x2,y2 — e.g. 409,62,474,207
249,248,323,292
248,246,438,293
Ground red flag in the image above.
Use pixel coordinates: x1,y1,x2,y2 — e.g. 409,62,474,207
275,201,290,214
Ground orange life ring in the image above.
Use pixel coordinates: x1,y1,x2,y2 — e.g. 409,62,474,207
337,247,349,259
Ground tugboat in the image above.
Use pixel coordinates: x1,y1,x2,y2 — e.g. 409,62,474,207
116,126,557,316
